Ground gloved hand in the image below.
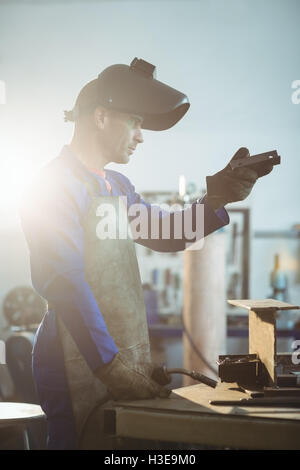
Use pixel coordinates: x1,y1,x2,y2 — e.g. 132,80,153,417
206,147,273,210
95,353,171,401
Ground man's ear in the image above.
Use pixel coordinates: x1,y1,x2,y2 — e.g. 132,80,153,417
93,106,106,130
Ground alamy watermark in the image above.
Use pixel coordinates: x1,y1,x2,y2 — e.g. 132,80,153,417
95,196,205,251
0,80,6,105
291,80,300,104
292,340,300,365
0,340,5,364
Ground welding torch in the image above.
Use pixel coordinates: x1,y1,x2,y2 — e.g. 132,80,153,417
151,365,217,388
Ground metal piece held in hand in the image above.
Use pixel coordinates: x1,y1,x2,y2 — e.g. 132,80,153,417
230,150,281,171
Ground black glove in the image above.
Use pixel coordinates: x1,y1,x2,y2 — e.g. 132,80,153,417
206,147,273,210
95,353,171,401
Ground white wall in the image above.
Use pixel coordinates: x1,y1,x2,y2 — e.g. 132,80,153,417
0,0,299,311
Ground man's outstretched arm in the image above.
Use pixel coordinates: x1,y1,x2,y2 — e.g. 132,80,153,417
126,184,230,253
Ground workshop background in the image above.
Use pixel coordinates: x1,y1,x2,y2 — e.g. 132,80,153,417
0,0,300,415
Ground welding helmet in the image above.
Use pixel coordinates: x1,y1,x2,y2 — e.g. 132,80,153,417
64,58,190,131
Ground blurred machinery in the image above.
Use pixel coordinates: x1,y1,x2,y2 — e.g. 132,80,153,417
1,286,47,449
3,286,46,330
269,253,289,302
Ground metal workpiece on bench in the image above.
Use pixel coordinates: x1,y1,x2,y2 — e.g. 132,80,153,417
217,354,261,388
219,299,300,396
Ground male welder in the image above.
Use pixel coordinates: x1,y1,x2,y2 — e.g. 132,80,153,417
20,58,272,449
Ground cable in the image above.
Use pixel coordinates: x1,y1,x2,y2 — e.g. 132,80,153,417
78,392,111,448
182,318,218,376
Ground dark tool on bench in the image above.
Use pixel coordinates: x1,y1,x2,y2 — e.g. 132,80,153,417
210,396,300,407
230,150,281,173
151,365,217,388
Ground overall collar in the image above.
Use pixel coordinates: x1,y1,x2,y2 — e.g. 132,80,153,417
59,145,112,195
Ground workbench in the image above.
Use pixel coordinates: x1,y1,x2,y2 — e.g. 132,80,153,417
103,383,300,450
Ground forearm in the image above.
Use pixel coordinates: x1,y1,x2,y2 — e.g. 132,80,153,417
134,199,229,253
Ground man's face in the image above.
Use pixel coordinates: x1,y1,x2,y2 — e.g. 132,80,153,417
98,109,144,164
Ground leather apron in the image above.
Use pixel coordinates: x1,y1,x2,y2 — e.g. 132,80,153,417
56,172,151,448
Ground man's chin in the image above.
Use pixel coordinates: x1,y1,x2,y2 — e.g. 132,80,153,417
117,154,131,164
109,150,131,164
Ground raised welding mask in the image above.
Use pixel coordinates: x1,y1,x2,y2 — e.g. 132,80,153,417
64,58,190,131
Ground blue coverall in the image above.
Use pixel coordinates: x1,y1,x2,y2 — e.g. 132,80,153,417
20,145,229,449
